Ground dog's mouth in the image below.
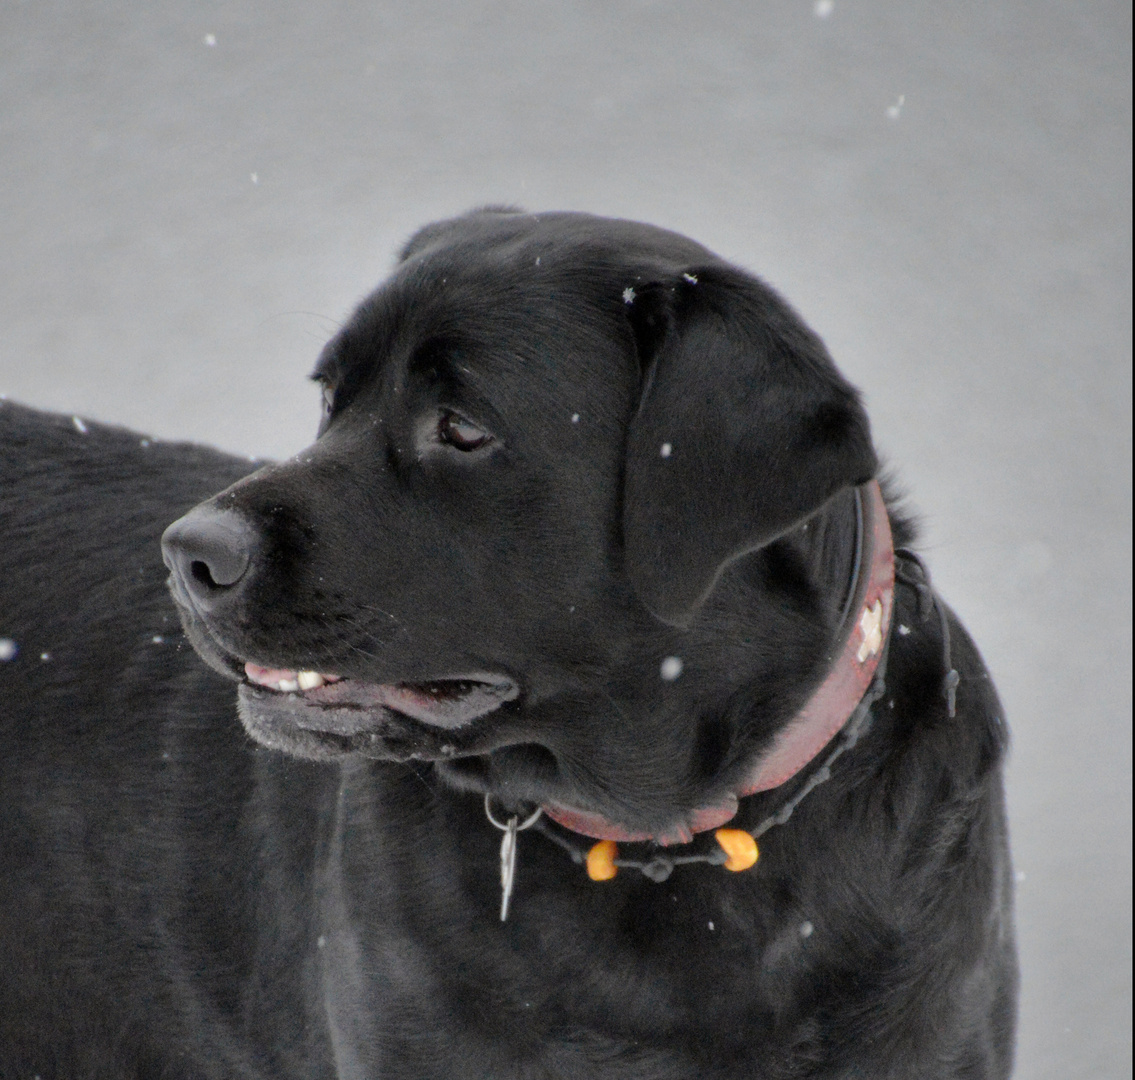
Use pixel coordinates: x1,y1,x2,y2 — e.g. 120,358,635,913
169,597,522,760
241,660,520,736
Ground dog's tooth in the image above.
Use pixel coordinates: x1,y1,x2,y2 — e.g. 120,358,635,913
277,678,300,693
297,670,325,691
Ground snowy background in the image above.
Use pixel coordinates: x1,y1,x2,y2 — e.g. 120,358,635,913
1,1,1130,1074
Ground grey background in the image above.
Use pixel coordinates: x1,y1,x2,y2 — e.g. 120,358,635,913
1,1,1130,1075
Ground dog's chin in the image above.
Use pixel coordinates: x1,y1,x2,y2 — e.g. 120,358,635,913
238,687,371,761
235,677,521,763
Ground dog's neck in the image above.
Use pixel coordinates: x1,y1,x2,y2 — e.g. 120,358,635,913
542,480,896,845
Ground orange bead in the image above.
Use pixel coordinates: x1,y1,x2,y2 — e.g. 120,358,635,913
714,828,759,872
586,840,619,881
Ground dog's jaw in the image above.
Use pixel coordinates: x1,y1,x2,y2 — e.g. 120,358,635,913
243,661,518,730
234,677,524,763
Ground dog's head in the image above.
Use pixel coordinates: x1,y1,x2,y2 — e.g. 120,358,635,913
162,209,877,841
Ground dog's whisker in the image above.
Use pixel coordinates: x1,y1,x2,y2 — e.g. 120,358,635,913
305,610,408,660
258,310,345,334
357,604,413,642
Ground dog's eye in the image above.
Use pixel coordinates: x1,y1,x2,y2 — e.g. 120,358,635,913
438,410,492,452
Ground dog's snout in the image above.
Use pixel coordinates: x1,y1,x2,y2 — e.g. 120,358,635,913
162,508,257,602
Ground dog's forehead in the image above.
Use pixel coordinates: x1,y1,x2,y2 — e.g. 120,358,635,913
327,212,716,402
386,211,719,343
310,211,740,443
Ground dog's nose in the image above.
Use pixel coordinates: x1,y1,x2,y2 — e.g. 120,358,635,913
162,508,257,605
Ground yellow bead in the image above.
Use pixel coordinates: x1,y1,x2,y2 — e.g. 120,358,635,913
714,828,759,872
586,840,619,881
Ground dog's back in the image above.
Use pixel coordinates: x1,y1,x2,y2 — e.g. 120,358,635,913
0,404,283,1075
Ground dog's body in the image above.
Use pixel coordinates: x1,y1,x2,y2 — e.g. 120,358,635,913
0,210,1016,1078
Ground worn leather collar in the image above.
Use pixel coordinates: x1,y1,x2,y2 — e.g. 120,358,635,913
542,480,896,845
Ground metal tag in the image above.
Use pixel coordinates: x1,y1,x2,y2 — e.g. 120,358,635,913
499,815,519,922
484,796,542,923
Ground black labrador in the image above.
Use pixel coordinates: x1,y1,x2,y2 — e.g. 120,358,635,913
0,209,1017,1078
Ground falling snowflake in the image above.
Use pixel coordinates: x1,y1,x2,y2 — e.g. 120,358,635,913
660,656,683,681
622,287,635,304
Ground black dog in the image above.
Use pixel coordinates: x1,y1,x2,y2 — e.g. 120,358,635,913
0,209,1017,1078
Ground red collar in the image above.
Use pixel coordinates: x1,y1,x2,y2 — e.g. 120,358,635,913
543,480,895,846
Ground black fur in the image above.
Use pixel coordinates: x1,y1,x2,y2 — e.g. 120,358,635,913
0,210,1016,1078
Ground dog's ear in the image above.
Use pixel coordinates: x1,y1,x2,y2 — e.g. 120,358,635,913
623,266,877,625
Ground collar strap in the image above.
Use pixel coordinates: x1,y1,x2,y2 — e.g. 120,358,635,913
542,479,895,845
